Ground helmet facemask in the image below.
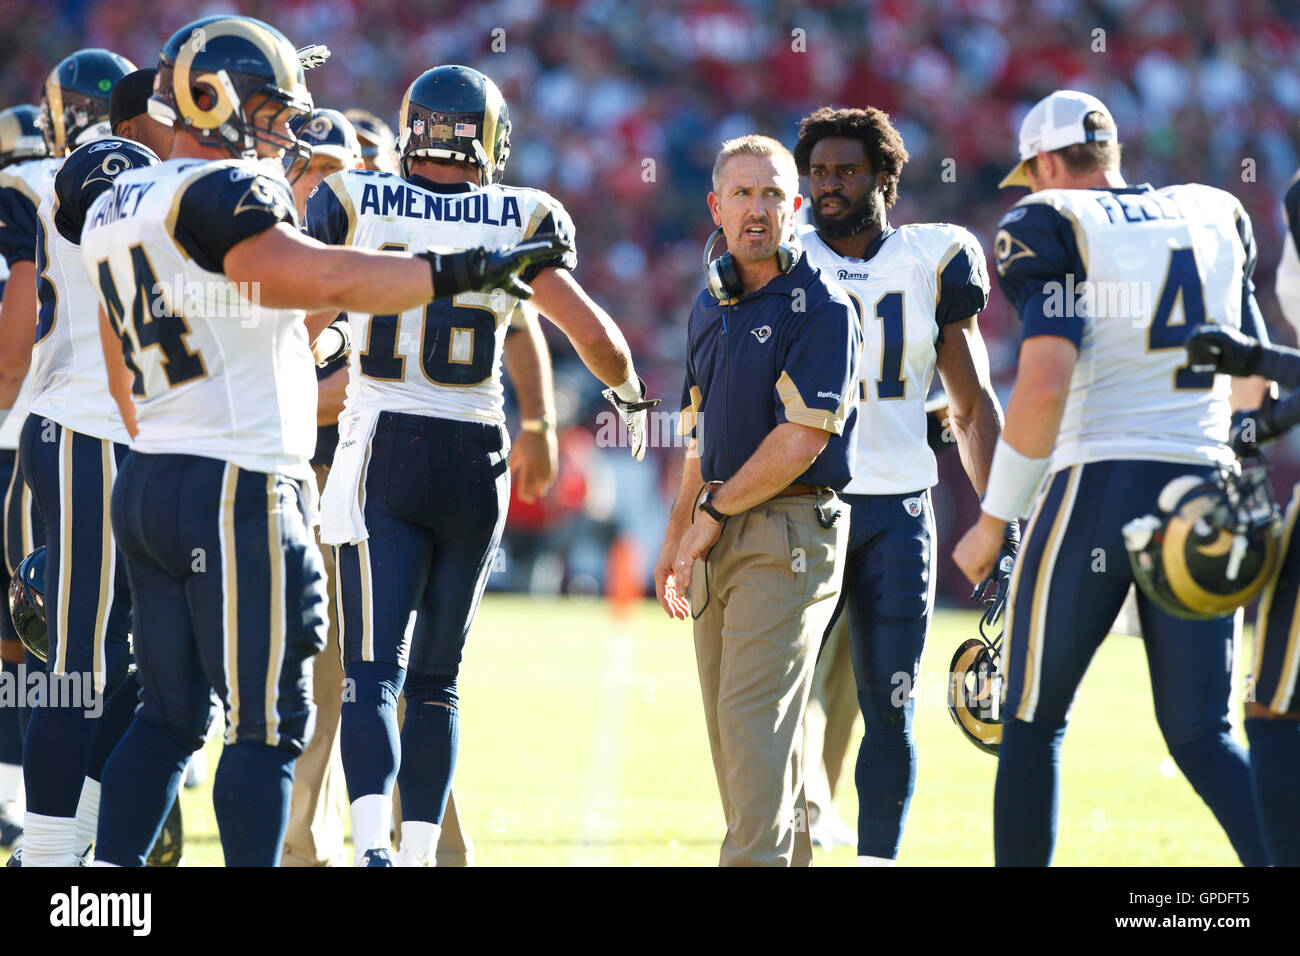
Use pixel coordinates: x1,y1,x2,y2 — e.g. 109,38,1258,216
38,89,112,156
155,60,312,170
947,591,1006,756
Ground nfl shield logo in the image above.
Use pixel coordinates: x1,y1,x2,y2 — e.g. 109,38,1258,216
903,496,923,518
412,118,425,137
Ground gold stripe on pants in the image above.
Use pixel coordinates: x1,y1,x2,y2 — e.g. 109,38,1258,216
690,493,848,867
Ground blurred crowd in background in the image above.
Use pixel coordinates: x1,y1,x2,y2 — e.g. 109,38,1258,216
3,0,1300,601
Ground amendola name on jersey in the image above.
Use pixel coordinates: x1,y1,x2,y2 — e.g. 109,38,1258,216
305,169,576,427
81,158,318,479
30,138,158,445
994,182,1266,472
799,221,989,495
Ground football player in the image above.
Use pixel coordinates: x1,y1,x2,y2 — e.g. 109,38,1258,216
792,107,1010,865
953,90,1268,865
306,65,654,866
0,103,49,850
286,108,364,216
279,106,365,867
0,48,147,868
1182,322,1300,866
82,17,558,868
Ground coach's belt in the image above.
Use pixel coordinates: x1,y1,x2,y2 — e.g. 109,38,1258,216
772,482,825,498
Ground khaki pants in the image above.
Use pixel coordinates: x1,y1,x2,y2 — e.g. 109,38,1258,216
803,612,860,825
282,464,349,867
285,464,475,866
690,493,848,867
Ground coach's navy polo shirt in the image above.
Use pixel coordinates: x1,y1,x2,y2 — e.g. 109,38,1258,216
679,250,861,490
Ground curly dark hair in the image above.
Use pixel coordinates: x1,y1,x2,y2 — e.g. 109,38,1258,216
793,106,910,208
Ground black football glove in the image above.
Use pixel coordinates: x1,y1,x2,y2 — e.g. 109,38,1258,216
601,378,660,462
970,520,1019,611
418,235,569,301
1229,386,1281,457
1185,323,1262,378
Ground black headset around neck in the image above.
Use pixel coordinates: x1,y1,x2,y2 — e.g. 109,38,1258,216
702,227,802,305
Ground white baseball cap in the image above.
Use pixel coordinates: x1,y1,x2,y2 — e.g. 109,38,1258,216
999,90,1117,189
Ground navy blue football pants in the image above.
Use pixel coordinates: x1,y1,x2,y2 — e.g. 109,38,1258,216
827,489,934,860
336,413,509,826
96,452,327,866
996,459,1265,866
17,415,131,819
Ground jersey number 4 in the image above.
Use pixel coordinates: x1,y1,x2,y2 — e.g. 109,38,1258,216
1147,247,1214,390
95,246,207,396
359,242,496,385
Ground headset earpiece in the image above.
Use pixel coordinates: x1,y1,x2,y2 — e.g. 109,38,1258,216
703,227,802,305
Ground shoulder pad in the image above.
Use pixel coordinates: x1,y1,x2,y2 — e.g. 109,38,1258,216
54,138,158,243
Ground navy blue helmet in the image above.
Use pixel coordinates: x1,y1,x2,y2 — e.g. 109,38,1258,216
285,107,360,180
398,65,510,184
0,105,50,169
39,49,137,155
150,15,312,168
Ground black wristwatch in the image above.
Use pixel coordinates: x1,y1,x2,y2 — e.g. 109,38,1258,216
699,490,730,524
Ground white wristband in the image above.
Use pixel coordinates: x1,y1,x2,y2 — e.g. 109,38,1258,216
982,437,1049,522
612,374,641,403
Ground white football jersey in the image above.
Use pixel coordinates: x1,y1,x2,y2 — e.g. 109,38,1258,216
799,222,989,495
81,158,315,479
994,183,1263,472
0,254,33,451
29,140,162,445
0,158,59,449
305,170,576,426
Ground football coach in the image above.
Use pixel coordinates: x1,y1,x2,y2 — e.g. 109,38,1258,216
654,135,862,866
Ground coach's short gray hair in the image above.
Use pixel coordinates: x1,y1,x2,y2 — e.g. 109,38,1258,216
711,135,799,193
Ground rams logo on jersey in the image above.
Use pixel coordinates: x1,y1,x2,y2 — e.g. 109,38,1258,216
993,228,1036,277
82,152,131,191
234,178,286,218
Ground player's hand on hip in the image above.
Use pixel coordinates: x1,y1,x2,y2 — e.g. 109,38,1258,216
953,514,1006,587
601,377,660,461
1185,323,1261,377
509,430,557,503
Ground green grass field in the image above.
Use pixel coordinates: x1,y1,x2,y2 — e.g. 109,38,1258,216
176,595,1249,866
